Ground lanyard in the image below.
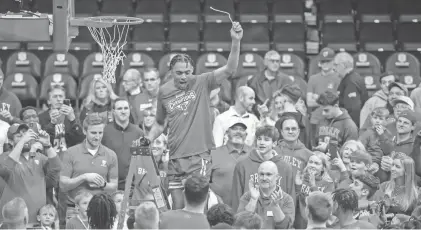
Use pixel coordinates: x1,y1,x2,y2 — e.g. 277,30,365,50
77,215,89,230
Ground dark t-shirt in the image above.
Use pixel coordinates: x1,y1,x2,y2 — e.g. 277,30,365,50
159,209,210,229
156,72,218,159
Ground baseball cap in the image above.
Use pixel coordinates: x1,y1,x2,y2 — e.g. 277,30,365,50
391,96,414,111
388,82,409,96
319,47,336,62
399,110,417,125
281,84,302,103
228,120,247,130
7,123,29,139
349,150,372,165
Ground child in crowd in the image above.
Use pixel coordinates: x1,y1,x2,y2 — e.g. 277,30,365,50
34,204,58,230
337,150,375,189
359,107,390,176
66,191,92,230
112,190,129,230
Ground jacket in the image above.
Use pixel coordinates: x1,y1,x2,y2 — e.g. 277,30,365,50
337,70,369,127
360,90,388,128
230,149,295,212
0,88,22,124
315,109,359,148
276,140,313,177
358,128,384,164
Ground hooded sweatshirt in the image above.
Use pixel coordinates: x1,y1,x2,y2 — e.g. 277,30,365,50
315,109,359,148
360,90,388,128
359,128,384,164
230,149,295,212
0,87,22,124
276,140,313,177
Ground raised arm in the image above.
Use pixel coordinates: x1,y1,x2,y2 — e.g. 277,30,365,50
213,22,243,84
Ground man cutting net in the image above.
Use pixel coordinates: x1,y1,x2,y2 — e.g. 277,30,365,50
136,21,243,209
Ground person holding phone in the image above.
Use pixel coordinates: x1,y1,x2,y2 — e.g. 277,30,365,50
237,161,295,229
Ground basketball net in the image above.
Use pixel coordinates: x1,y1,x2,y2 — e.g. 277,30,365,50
87,19,130,84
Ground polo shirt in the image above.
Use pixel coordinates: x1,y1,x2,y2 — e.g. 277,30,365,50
210,143,252,205
61,141,118,205
213,106,260,147
0,152,61,224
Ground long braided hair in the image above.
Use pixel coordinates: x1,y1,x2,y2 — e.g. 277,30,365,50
169,53,195,70
87,193,118,229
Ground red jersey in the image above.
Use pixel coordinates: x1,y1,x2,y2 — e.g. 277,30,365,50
156,72,218,159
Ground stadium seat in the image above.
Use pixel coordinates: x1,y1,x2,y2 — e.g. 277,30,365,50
39,73,78,100
82,53,105,78
33,0,53,13
0,42,21,71
44,53,79,78
100,0,135,15
238,0,269,24
74,0,100,16
234,52,265,97
169,0,201,23
6,51,41,80
395,0,421,22
0,0,24,13
119,52,155,77
196,53,228,75
132,22,166,52
385,52,421,90
278,53,306,78
168,23,200,51
272,0,304,23
356,0,392,22
359,21,395,52
319,0,354,23
273,23,306,52
135,0,166,22
203,23,232,52
204,0,235,23
78,73,102,100
353,52,382,91
3,73,38,106
397,22,421,51
241,23,270,52
322,22,357,51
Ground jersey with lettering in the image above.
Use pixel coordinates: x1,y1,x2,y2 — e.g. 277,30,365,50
156,72,218,159
53,123,68,156
315,109,358,147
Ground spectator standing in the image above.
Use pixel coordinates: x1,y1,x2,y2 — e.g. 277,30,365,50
60,114,118,220
38,86,84,156
87,193,118,229
0,120,9,155
211,120,252,206
248,50,293,109
0,124,61,225
314,91,358,152
101,98,143,190
237,161,295,229
307,48,340,140
19,106,39,124
360,73,397,128
134,201,159,229
231,126,295,212
121,69,145,125
213,86,259,147
1,197,28,230
137,68,160,115
159,175,211,229
232,211,263,230
79,76,119,125
0,69,22,125
304,191,333,230
207,204,234,227
334,52,369,127
143,22,243,209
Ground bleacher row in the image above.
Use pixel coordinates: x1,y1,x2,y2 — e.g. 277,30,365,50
1,49,420,109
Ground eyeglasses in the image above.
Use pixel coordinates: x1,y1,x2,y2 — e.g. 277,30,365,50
283,127,299,132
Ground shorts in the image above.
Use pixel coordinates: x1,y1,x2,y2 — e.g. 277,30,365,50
167,151,212,190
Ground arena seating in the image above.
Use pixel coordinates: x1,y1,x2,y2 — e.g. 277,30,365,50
0,0,420,108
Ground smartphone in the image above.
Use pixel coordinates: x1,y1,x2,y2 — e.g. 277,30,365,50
328,142,339,159
28,122,39,134
63,99,71,106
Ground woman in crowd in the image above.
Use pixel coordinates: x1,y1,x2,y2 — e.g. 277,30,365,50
80,76,119,124
140,106,156,134
339,140,367,171
373,154,419,216
294,151,335,229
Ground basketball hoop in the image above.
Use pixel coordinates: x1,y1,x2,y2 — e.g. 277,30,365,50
79,16,143,83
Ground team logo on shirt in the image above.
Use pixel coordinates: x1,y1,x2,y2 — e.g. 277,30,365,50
167,91,197,112
101,160,107,167
0,103,11,112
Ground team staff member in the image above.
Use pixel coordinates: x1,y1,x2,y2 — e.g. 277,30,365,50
138,22,243,209
334,52,369,127
60,114,118,219
102,98,144,190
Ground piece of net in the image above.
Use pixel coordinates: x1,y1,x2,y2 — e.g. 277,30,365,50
85,17,141,83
